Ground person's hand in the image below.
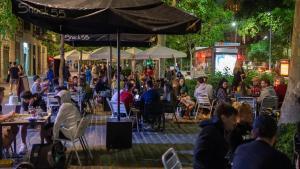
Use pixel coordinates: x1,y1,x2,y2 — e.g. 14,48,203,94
8,111,15,117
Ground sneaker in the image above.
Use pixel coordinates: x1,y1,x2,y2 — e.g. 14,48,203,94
18,144,28,155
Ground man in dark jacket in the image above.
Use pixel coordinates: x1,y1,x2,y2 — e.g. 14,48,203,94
232,115,293,169
193,103,238,169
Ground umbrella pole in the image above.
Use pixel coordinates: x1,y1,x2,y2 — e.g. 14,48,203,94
59,34,65,86
109,46,113,85
117,31,121,121
79,50,82,78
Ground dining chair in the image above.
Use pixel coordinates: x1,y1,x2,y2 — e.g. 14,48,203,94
195,95,213,120
162,148,182,169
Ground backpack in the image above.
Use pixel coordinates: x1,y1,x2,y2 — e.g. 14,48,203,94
30,141,66,169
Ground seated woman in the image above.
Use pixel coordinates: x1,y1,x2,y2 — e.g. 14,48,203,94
227,102,254,166
216,78,231,104
69,76,79,92
274,77,287,106
235,81,249,97
178,91,195,119
249,77,261,97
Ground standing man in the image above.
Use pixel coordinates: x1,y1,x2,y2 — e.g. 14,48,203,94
232,115,293,169
46,66,54,92
193,103,237,169
9,62,19,95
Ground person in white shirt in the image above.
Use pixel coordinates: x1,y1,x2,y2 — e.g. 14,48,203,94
53,90,81,140
194,77,213,100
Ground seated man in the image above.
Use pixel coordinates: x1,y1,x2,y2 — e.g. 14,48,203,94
232,115,292,169
120,82,134,113
193,103,237,169
19,91,47,154
140,80,161,123
257,79,276,103
31,75,47,95
53,90,82,140
0,87,17,151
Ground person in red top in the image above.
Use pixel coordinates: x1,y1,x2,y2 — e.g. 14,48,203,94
274,77,287,105
250,77,261,97
120,82,134,112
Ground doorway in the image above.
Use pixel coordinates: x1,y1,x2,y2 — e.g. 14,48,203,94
23,42,30,75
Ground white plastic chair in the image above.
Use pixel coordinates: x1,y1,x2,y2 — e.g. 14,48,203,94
46,92,59,110
162,148,182,169
57,115,93,166
109,101,129,119
195,95,213,120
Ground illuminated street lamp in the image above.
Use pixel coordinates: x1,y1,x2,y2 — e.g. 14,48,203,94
231,22,237,43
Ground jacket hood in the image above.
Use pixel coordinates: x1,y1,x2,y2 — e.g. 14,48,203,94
56,90,72,103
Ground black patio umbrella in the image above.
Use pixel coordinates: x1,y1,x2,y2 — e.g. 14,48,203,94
64,34,156,47
12,0,201,122
12,0,200,34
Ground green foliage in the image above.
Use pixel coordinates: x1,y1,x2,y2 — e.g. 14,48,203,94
276,123,296,160
121,68,132,77
238,17,260,38
207,71,233,89
247,40,269,62
260,72,276,84
166,0,233,67
0,0,19,41
244,70,260,86
185,79,197,98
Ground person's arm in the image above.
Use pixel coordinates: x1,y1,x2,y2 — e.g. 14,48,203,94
0,112,15,122
53,104,67,140
194,87,198,98
194,127,214,169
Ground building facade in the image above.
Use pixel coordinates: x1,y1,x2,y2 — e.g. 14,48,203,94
0,21,48,82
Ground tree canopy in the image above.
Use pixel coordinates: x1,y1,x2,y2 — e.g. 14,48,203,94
0,0,18,41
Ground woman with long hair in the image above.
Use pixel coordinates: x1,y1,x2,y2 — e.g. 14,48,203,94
232,61,245,91
216,78,230,104
18,65,25,76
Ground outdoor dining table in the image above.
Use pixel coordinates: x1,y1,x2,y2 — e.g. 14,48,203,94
0,112,51,159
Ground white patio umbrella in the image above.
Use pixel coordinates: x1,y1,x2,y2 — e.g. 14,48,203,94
54,49,91,60
135,45,187,60
136,45,187,77
90,47,132,60
126,47,143,72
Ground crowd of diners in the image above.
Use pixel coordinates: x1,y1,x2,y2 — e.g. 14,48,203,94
2,60,290,167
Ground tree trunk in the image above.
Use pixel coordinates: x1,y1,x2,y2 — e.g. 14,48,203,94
59,34,65,86
279,0,300,124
